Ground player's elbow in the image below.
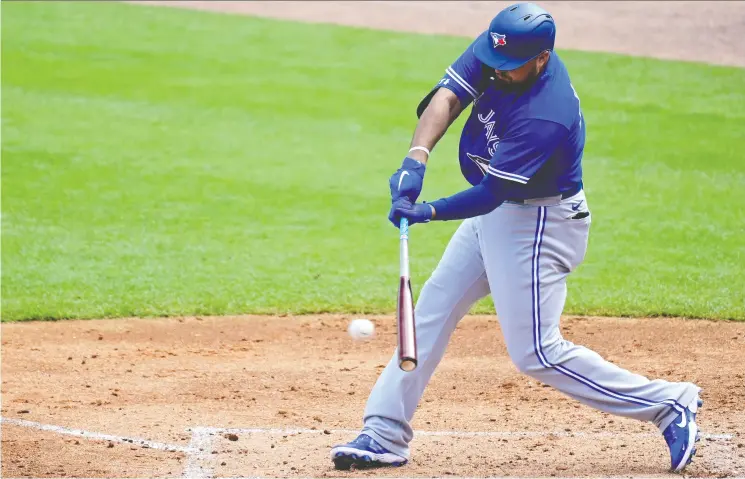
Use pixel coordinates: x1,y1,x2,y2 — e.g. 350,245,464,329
427,88,463,121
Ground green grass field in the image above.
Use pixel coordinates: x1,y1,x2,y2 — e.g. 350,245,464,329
2,2,744,321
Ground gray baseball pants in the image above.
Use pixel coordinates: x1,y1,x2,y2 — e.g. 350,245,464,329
361,191,700,459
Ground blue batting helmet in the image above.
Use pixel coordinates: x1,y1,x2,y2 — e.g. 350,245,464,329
473,3,556,71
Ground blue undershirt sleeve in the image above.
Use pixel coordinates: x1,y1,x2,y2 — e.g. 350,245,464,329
428,175,517,221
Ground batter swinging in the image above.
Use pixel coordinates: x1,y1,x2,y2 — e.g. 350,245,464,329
331,3,702,473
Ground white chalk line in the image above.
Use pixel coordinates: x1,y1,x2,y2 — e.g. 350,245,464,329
198,426,734,441
1,417,194,453
183,426,213,479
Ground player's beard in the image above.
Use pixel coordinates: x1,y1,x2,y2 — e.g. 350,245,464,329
493,77,523,93
493,63,543,93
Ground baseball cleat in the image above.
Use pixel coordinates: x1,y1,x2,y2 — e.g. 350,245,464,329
663,397,703,472
330,434,407,470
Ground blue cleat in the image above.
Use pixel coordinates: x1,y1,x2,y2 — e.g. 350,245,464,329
330,434,407,470
663,397,703,472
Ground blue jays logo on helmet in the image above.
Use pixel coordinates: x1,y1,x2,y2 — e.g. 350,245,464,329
491,32,507,48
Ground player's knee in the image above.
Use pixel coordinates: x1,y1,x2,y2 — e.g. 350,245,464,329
507,348,546,375
507,337,568,375
512,336,578,375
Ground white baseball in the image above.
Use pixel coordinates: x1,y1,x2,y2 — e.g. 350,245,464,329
348,319,375,341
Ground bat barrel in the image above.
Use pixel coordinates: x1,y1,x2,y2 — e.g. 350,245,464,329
399,358,417,372
397,276,417,371
397,218,417,372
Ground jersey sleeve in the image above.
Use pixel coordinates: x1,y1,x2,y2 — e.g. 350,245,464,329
486,119,568,185
438,36,485,106
417,36,486,116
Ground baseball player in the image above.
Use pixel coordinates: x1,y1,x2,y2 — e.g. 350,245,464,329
331,2,703,474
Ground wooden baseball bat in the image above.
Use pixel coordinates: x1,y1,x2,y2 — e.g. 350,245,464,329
397,218,418,372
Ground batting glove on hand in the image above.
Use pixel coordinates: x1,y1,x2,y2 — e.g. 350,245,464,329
389,157,426,203
388,198,433,227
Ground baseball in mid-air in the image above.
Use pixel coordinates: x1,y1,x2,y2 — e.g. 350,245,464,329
348,319,375,340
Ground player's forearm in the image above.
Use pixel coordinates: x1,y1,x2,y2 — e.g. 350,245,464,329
428,183,504,221
408,89,463,165
429,176,517,221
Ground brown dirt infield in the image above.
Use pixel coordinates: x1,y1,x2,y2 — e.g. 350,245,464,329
2,315,744,478
132,1,745,68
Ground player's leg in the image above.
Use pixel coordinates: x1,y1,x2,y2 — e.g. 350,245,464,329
331,218,490,468
480,192,702,471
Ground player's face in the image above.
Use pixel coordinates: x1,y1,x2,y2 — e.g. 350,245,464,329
493,51,551,87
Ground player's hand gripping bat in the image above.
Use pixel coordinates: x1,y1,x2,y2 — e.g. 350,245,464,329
397,218,418,372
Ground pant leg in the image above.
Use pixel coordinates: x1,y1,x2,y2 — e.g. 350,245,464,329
362,218,490,458
479,192,700,432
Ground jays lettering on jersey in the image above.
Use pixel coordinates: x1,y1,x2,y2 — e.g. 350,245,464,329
418,35,586,200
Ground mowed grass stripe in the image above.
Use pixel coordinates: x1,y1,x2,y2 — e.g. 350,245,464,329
2,2,744,321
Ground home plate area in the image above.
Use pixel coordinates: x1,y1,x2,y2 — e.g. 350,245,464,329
1,417,740,478
184,426,739,478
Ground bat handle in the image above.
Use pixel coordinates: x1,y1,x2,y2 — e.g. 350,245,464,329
399,217,409,238
399,218,409,278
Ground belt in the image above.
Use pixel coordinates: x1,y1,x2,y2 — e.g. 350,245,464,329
504,182,583,205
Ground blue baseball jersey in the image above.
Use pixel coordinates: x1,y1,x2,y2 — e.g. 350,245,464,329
421,36,585,200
